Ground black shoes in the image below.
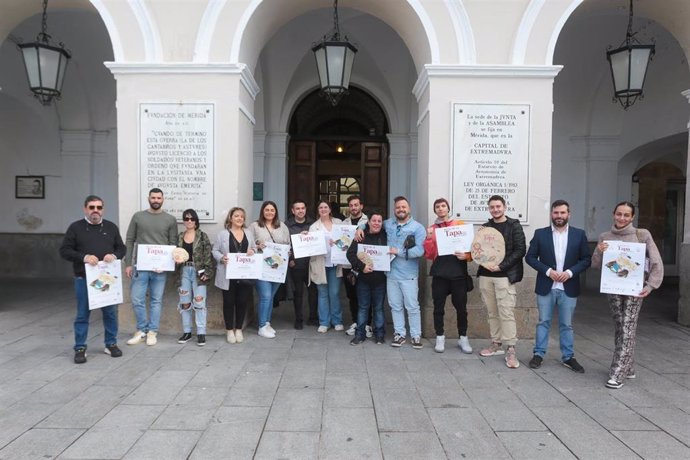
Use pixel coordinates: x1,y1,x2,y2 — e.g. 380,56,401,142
74,347,87,364
563,358,585,373
104,344,122,358
350,336,365,346
197,334,206,346
294,321,304,330
529,355,543,369
411,337,423,349
178,333,193,344
375,336,384,345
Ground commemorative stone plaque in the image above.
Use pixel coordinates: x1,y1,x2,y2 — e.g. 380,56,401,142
140,103,215,221
451,103,530,223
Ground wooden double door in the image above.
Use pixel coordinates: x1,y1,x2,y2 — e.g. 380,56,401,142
288,141,388,218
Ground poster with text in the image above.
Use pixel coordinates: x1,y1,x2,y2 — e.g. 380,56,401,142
600,241,645,296
259,242,290,283
291,231,327,259
140,103,214,221
451,103,530,223
330,225,357,266
136,244,176,272
435,224,475,255
85,260,124,310
357,244,391,272
226,253,262,280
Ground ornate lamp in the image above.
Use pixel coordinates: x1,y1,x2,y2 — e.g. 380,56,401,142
606,0,654,110
312,0,357,106
18,0,71,105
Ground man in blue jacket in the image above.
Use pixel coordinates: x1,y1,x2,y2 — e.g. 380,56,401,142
525,199,591,372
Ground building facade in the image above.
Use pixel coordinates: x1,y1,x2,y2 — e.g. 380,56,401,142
1,0,689,331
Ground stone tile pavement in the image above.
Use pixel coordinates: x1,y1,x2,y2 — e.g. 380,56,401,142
0,279,688,459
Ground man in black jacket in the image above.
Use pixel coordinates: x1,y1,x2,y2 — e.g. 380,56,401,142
477,195,526,369
59,195,127,364
285,199,318,329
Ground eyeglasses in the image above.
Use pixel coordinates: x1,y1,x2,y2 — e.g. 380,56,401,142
88,205,103,210
183,217,195,222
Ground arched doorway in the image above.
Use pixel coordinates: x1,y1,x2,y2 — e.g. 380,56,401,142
287,87,389,217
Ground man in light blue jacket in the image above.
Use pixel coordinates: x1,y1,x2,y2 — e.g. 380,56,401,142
384,196,427,349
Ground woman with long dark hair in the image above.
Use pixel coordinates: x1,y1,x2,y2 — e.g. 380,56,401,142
175,209,214,346
249,201,291,338
592,201,663,389
213,207,255,344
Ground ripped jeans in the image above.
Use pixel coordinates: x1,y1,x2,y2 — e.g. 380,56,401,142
178,265,207,334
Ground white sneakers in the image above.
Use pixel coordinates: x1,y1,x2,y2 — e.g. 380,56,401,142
345,323,357,336
226,330,236,344
317,326,328,333
258,325,275,338
235,330,244,343
265,322,276,334
365,325,373,338
334,324,345,332
146,331,157,346
126,331,146,345
435,335,446,353
458,336,473,354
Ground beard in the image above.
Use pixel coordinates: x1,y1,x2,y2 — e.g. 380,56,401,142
149,201,162,210
552,217,568,228
88,213,102,224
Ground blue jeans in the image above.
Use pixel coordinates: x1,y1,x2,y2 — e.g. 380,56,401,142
178,266,207,334
355,280,385,339
130,269,167,333
317,266,343,327
534,289,578,361
74,277,118,350
256,280,280,328
387,278,421,338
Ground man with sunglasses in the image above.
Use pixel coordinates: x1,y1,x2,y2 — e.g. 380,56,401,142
60,195,127,364
124,188,178,346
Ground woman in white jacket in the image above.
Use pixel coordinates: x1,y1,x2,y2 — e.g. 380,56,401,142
309,200,344,333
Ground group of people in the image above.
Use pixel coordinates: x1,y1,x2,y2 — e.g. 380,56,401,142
59,189,663,389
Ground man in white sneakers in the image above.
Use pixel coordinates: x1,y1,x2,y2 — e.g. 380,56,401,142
124,188,178,346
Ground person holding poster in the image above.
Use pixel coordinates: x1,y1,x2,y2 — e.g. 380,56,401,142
477,195,526,368
423,198,473,354
174,209,214,347
124,188,178,346
346,209,387,345
285,199,318,330
525,200,591,373
592,201,663,389
214,207,256,344
309,200,344,333
342,195,369,336
59,195,126,364
250,201,291,338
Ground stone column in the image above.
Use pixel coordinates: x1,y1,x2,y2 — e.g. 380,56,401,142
264,132,288,212
387,133,413,215
677,90,690,326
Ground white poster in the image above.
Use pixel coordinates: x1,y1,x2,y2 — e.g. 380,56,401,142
291,231,327,259
451,103,530,223
85,260,124,310
140,103,214,221
259,242,290,283
600,241,646,296
136,244,176,272
226,253,262,280
357,244,391,272
435,224,475,255
330,225,356,265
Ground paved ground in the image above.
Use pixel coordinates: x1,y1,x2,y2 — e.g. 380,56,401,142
0,279,688,460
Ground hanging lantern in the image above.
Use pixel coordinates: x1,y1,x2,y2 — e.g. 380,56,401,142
312,0,357,106
606,0,654,110
18,0,71,106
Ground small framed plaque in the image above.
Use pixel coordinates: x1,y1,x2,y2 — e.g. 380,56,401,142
16,176,45,199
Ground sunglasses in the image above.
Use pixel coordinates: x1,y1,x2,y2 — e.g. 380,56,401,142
88,205,103,210
183,217,196,222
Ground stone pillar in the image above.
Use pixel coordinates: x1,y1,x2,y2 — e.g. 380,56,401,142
264,132,288,212
107,63,260,334
387,133,412,215
677,90,690,326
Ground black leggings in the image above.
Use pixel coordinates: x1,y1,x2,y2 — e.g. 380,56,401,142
222,281,252,330
432,277,468,336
